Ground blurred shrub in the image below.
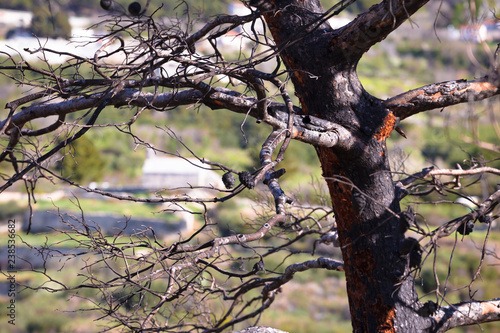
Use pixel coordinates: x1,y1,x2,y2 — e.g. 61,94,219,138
31,8,71,39
59,136,106,184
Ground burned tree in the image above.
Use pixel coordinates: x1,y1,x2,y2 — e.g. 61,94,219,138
1,0,499,332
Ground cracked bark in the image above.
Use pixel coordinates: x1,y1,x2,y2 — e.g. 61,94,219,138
252,0,435,331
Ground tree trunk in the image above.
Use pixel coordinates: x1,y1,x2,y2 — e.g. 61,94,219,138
253,0,433,330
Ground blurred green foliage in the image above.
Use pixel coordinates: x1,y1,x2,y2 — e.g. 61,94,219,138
418,240,500,303
0,0,32,10
33,197,178,221
0,201,25,219
30,6,71,38
59,135,106,183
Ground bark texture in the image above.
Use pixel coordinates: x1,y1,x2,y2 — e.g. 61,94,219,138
253,0,434,331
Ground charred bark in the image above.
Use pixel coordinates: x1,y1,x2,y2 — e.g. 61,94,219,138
252,0,434,331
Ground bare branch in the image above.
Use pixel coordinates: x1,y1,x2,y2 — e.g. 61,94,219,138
428,167,500,177
384,76,500,120
263,257,344,299
185,12,259,53
431,298,500,332
336,0,430,60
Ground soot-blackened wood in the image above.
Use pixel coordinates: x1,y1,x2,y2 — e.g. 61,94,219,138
253,0,434,331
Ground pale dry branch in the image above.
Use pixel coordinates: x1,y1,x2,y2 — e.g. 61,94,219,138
431,298,500,332
428,167,500,177
385,77,500,120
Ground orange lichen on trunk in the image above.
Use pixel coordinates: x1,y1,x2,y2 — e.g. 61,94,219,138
316,147,357,234
378,307,396,333
374,112,396,141
316,146,397,332
211,100,225,107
